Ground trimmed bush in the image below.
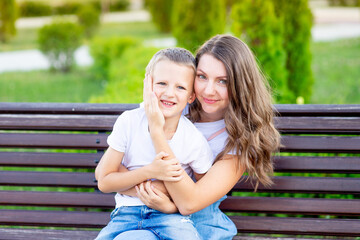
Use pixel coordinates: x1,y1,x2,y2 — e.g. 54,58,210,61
77,4,101,38
90,45,160,103
0,0,17,43
172,0,226,52
89,37,140,81
38,21,83,72
145,0,173,33
231,0,292,103
109,0,130,11
54,2,82,15
272,0,314,103
18,1,52,17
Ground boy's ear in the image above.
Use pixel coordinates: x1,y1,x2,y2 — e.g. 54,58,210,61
188,92,196,104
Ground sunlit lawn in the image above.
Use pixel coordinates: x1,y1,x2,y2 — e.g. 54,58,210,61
310,37,360,104
0,68,105,102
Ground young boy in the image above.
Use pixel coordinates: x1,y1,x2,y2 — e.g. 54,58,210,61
95,48,213,240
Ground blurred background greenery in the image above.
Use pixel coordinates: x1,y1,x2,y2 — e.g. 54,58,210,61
0,0,359,104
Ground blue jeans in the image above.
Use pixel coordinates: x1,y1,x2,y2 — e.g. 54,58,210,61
191,195,237,240
95,205,201,240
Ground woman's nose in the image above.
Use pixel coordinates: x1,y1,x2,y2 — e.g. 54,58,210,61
204,81,215,95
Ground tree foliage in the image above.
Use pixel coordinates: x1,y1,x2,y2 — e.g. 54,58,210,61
145,0,173,33
231,0,292,102
273,0,314,103
172,0,226,52
0,0,17,43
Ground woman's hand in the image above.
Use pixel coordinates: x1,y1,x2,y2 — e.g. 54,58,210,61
145,152,184,181
143,74,165,132
136,181,178,214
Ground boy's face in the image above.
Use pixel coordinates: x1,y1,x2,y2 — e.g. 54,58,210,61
152,60,195,120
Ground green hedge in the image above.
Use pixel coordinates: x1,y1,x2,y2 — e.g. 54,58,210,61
89,36,140,81
90,45,160,103
0,0,17,43
37,21,83,72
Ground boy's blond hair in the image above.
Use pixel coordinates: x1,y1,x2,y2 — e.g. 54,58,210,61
146,48,196,77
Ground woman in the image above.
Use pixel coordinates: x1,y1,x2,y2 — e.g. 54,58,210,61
117,34,280,239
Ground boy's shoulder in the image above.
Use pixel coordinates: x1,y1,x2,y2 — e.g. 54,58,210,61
178,116,207,142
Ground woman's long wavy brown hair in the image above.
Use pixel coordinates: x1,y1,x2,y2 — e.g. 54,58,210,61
189,35,280,190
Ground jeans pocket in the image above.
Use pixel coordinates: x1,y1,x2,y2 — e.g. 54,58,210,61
110,207,121,219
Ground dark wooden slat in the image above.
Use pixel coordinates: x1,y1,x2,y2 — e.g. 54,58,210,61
233,176,360,194
0,114,117,131
220,197,360,216
274,104,360,116
273,156,360,173
0,152,103,168
281,135,360,153
0,102,139,114
0,210,109,228
0,133,108,149
1,103,359,116
275,117,360,133
230,216,360,236
0,191,114,208
0,171,96,188
0,228,99,240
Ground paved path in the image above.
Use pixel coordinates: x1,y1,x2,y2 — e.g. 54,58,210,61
0,8,359,73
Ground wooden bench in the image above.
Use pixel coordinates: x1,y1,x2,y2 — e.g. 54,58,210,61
0,102,359,239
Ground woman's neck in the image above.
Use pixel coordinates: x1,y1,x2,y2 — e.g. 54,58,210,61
199,110,225,123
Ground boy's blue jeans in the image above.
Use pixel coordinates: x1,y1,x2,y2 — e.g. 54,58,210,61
95,205,201,240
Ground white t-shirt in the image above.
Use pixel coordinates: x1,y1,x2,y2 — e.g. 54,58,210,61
107,107,213,208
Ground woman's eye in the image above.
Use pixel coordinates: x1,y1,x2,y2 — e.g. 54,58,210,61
197,74,206,80
218,79,227,85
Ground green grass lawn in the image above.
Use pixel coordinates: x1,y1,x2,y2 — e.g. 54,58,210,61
0,68,105,102
310,37,360,104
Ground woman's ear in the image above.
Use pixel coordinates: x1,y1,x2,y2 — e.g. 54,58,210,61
188,92,196,104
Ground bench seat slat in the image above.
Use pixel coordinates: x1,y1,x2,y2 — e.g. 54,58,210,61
275,117,360,133
281,135,360,153
0,228,99,240
0,152,102,168
220,197,360,215
273,156,360,173
0,210,109,228
275,104,360,116
0,114,117,131
0,191,114,208
231,216,360,236
0,171,96,187
0,133,108,149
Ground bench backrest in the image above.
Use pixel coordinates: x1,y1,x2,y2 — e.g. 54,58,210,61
0,103,359,238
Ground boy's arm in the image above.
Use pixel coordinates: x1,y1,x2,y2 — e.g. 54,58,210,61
96,148,183,194
96,147,157,193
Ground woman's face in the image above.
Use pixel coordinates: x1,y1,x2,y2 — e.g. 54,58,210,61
195,54,230,122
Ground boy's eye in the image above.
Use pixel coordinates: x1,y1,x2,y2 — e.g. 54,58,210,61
177,86,186,90
156,82,166,86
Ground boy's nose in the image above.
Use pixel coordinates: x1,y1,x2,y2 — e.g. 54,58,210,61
164,86,175,97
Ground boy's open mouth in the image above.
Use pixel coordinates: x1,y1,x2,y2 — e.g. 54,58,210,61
160,100,176,107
